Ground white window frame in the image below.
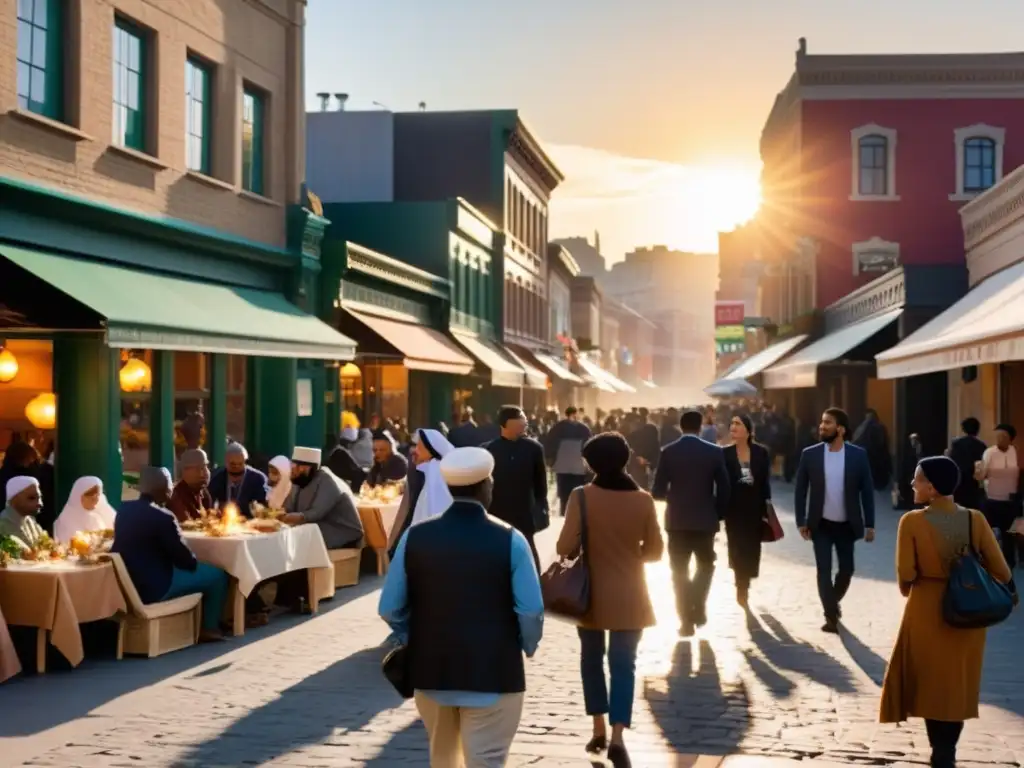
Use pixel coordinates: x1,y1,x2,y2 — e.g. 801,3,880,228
950,124,1005,201
850,124,899,202
852,236,900,276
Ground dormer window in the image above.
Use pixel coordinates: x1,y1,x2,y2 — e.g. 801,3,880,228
850,124,898,201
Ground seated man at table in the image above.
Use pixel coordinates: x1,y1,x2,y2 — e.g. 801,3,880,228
113,466,228,643
209,442,269,515
367,430,409,489
169,449,214,522
0,476,45,548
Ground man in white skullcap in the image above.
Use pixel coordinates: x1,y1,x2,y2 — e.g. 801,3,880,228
379,447,544,767
0,475,45,547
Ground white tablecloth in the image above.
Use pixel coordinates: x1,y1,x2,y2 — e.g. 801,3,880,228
357,500,402,550
183,524,332,597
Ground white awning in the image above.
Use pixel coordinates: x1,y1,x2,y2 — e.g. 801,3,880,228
763,307,903,389
876,260,1024,379
720,335,808,381
576,356,637,393
532,352,585,384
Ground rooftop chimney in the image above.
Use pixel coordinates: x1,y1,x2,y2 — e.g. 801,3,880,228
418,101,426,112
797,37,807,58
334,93,348,111
316,92,330,112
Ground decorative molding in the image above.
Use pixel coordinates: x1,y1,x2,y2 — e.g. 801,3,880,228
852,237,900,276
346,242,448,299
950,124,1005,200
340,284,431,324
960,162,1024,250
507,116,564,191
849,124,899,201
825,266,905,331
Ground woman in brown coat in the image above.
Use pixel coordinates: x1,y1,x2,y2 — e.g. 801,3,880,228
880,456,1015,768
556,432,664,768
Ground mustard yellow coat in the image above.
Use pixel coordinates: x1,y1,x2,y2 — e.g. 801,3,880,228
879,504,1013,723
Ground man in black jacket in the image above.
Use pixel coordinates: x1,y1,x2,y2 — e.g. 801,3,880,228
947,417,987,509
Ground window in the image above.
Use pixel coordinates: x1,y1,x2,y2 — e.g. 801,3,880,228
952,125,1005,199
112,19,146,151
241,88,265,194
850,124,898,201
16,0,62,119
185,58,211,173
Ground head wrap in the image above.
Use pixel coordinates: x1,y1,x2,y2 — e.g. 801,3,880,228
440,447,495,487
582,432,639,491
411,429,455,526
5,475,39,503
54,477,116,543
138,466,173,497
417,428,452,462
179,448,209,469
292,446,322,467
919,456,961,497
225,442,249,460
267,455,293,509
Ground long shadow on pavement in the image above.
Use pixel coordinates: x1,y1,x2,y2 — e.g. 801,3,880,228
644,639,751,756
745,609,857,694
364,720,427,766
0,577,384,738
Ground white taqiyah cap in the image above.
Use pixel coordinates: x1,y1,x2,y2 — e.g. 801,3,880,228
292,446,322,466
439,447,494,487
5,475,40,501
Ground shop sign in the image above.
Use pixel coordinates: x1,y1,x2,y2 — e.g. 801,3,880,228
715,324,745,356
715,301,745,326
341,283,431,324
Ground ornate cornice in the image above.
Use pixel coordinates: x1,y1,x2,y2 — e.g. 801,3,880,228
345,242,449,300
824,266,905,331
961,163,1024,250
507,116,564,192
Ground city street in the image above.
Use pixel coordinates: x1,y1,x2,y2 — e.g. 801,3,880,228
0,487,1021,768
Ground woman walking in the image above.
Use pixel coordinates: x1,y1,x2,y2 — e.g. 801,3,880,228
723,415,772,607
880,456,1015,768
556,432,664,768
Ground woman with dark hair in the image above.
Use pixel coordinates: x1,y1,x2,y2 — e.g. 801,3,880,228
556,432,664,768
723,414,773,606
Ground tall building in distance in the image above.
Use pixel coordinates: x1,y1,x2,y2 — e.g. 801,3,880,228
552,234,609,282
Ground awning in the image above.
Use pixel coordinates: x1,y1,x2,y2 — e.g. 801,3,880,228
763,307,903,389
876,260,1024,379
452,332,525,388
576,356,637,393
344,309,474,375
0,245,357,359
720,335,808,381
641,379,657,388
504,347,548,390
531,351,585,385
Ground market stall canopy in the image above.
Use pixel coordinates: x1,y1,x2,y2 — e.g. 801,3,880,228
719,335,808,381
876,260,1024,379
504,347,548,390
452,331,525,388
0,245,357,360
576,356,637,393
704,378,757,398
530,351,585,385
342,309,474,375
763,308,903,389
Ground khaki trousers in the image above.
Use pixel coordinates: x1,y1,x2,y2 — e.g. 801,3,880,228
414,691,524,768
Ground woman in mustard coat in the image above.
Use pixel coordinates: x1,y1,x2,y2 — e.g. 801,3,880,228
880,456,1015,768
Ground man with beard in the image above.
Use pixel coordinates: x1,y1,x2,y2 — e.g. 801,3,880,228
794,407,876,633
281,447,364,550
168,449,214,522
209,442,269,515
485,406,548,570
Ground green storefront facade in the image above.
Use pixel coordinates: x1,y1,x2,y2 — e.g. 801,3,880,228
0,176,355,508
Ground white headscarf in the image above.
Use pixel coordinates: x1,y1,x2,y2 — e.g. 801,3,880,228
5,475,39,505
411,428,455,526
267,455,293,510
54,476,116,543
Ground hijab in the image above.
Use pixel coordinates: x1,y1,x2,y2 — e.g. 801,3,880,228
267,455,293,510
582,432,639,491
54,476,117,543
411,428,455,526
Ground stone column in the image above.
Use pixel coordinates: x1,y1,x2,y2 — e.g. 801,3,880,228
148,350,176,472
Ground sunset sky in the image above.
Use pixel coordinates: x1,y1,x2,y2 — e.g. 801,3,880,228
305,0,1024,263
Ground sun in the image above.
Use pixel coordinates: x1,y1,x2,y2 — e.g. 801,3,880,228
659,165,762,252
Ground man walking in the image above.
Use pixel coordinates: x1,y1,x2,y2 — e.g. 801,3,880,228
544,406,592,516
652,409,730,637
379,446,544,767
794,407,876,633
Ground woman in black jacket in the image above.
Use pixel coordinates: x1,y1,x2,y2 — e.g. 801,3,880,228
722,415,772,607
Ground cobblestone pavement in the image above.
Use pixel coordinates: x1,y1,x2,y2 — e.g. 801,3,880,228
0,487,1021,767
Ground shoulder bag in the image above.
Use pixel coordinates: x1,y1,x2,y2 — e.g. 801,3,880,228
943,507,1014,629
540,486,591,619
762,501,785,542
381,644,413,699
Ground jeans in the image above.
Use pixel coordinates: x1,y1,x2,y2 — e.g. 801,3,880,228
578,628,643,728
811,519,855,622
162,563,229,632
667,531,716,625
924,718,962,767
555,474,588,516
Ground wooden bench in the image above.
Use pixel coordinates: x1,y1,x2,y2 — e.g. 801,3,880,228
105,553,203,658
328,547,361,588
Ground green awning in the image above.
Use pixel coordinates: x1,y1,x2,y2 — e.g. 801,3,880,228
1,245,357,360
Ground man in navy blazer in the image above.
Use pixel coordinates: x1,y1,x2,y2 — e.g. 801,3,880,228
209,442,269,516
794,407,876,633
652,409,730,636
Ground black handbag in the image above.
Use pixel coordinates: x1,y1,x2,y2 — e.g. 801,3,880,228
381,645,413,699
943,507,1014,629
540,487,590,619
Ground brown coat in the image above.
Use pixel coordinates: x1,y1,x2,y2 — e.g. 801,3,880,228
879,503,1013,723
556,484,664,631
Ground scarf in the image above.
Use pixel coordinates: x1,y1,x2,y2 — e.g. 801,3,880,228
267,455,293,510
54,476,117,543
411,429,455,526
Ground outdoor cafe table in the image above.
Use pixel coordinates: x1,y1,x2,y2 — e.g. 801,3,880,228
0,560,126,673
183,524,333,637
356,498,402,575
0,604,21,682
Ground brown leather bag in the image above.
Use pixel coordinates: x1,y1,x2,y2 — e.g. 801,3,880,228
540,487,591,619
762,500,785,543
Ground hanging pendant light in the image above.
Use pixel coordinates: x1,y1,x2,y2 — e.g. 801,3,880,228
25,392,56,430
119,356,152,392
0,345,18,383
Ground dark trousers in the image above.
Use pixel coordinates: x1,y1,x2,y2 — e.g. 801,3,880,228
667,530,716,625
924,719,962,767
811,519,856,622
984,499,1020,569
555,473,588,516
578,628,643,728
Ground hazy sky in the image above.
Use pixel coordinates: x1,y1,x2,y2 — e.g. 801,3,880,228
306,1,1024,262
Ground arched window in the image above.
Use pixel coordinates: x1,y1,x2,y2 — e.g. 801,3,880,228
963,136,996,193
858,135,888,196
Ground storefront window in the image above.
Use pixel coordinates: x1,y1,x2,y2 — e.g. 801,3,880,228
0,339,55,464
361,363,408,423
226,354,246,445
174,351,209,457
119,349,152,475
340,362,364,422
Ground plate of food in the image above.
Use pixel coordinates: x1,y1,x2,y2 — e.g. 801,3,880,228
247,518,283,533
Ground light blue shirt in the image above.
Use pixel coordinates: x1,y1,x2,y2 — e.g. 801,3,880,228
822,444,847,522
378,508,545,708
